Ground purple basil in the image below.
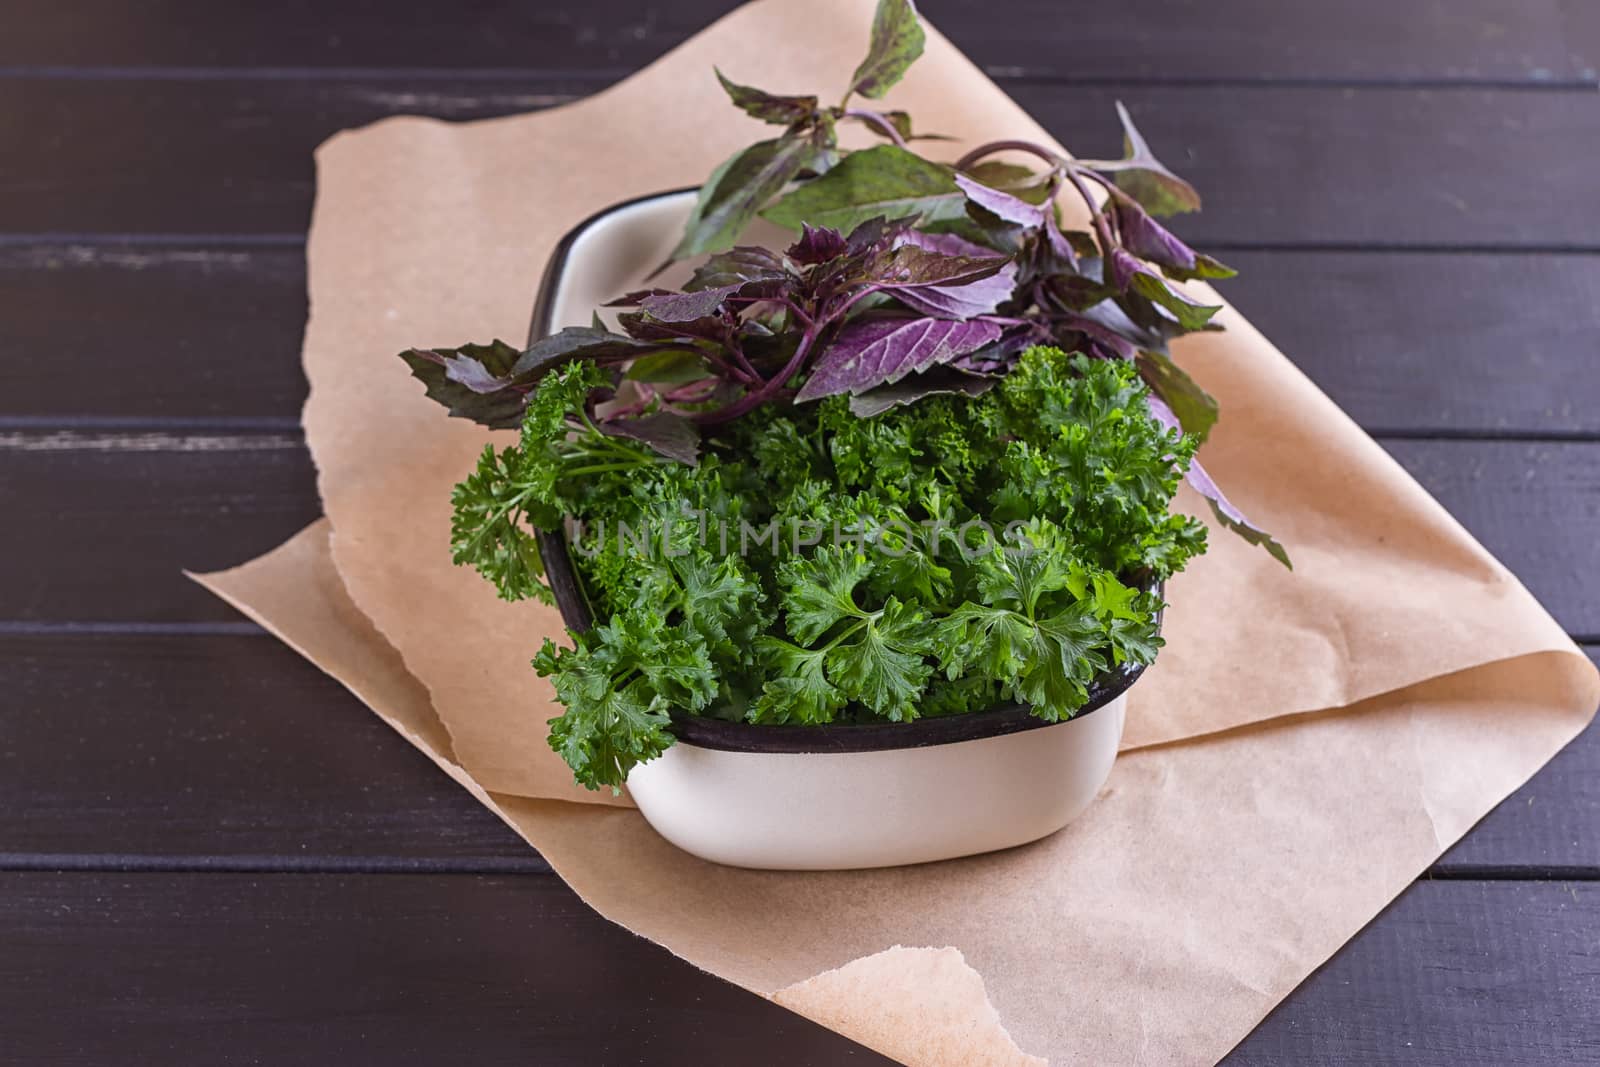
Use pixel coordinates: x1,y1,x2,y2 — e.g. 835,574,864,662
796,315,1004,401
640,286,741,323
1113,200,1197,273
1146,394,1290,567
954,172,1044,228
787,224,850,265
600,411,702,466
400,34,1287,565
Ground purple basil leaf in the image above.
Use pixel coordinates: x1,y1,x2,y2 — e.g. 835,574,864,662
856,110,955,143
600,411,701,466
672,135,818,259
889,233,1018,318
1076,102,1202,216
1039,213,1079,271
1051,311,1138,361
892,271,1015,318
849,365,996,417
1062,230,1102,260
399,340,528,429
878,111,915,142
962,161,1054,202
954,171,1045,228
640,285,741,323
870,242,1010,287
1113,199,1197,272
1129,272,1222,331
605,288,674,308
1076,295,1166,351
893,229,992,257
1106,244,1223,332
715,69,818,126
796,314,1004,401
617,310,733,347
1146,395,1290,568
687,246,789,291
1162,251,1238,283
1044,273,1114,312
956,172,1076,270
442,350,515,393
1188,458,1291,568
1137,350,1218,441
847,0,926,100
786,224,850,265
1106,246,1149,293
510,326,658,380
949,326,1045,376
761,146,966,234
844,214,918,255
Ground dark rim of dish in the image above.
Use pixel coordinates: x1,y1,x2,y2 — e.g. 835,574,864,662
527,188,1160,755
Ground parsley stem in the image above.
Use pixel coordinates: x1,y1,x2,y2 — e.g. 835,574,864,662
821,619,867,651
571,414,656,464
564,461,651,477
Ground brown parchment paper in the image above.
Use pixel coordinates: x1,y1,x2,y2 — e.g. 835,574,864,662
192,1,1599,1062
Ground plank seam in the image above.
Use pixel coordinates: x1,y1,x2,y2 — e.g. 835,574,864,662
0,854,1590,879
0,853,552,875
1425,866,1600,881
0,66,1593,92
0,416,304,432
8,234,1600,256
0,621,267,636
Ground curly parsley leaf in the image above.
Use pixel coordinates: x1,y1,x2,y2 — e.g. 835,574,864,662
751,638,846,725
777,545,873,643
826,597,933,721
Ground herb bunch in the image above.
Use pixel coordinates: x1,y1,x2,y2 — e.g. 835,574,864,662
399,0,1290,791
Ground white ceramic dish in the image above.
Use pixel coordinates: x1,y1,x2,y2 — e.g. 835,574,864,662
530,189,1151,871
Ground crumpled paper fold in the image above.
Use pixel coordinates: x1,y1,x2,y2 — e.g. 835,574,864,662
193,2,1598,1062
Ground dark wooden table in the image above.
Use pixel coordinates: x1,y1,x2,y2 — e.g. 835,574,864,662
3,2,1598,1062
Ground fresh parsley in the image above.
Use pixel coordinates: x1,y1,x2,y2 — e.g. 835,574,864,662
491,350,1203,790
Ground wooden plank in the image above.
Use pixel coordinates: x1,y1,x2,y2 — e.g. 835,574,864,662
1005,84,1600,250
0,870,897,1066
3,80,1597,246
1224,251,1600,436
0,434,319,624
0,872,1594,1064
9,244,1598,434
0,77,585,236
0,634,1591,872
1,0,1595,84
0,244,309,423
1223,881,1600,1064
2,438,1595,633
1381,440,1600,637
0,634,529,865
